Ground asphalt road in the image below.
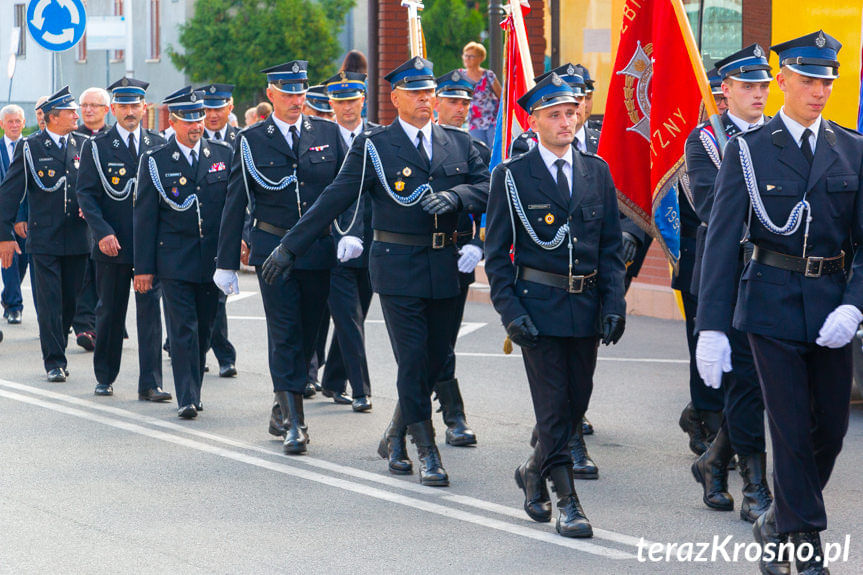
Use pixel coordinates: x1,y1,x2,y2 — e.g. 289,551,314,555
0,272,861,574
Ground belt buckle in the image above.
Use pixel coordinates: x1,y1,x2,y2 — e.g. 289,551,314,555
431,232,446,249
568,274,584,294
805,256,824,278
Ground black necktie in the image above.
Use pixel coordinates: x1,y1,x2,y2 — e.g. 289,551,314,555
58,136,66,151
417,132,429,166
554,158,570,202
128,133,137,158
800,128,814,165
213,130,222,140
190,149,198,171
289,126,299,156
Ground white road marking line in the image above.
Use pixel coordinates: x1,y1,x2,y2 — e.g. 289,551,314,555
0,379,653,555
225,292,258,303
226,316,487,339
0,383,633,559
455,352,688,364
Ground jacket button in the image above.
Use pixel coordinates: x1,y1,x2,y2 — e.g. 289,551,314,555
756,272,762,277
197,186,201,190
572,237,578,244
428,176,434,182
269,161,274,165
302,202,308,207
300,182,305,186
522,289,528,294
574,259,579,264
292,163,297,169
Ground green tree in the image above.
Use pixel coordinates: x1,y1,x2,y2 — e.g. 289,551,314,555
421,0,486,74
170,0,355,109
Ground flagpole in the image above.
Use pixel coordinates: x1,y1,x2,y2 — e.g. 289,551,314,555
509,0,536,90
669,0,727,152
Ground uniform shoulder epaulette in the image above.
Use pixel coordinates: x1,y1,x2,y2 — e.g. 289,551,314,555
577,148,609,166
828,120,863,138
208,138,233,150
438,123,466,134
90,129,112,142
362,124,387,138
473,139,491,152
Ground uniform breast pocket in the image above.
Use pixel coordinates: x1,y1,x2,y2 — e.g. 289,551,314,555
206,171,228,184
759,180,800,197
443,162,468,177
581,203,603,222
158,235,181,249
826,174,858,193
308,152,336,164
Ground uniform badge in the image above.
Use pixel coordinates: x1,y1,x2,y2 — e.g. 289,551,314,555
567,64,576,76
267,124,275,135
544,213,555,224
171,187,179,197
179,176,187,185
452,71,460,82
121,78,129,87
119,167,127,176
74,161,79,169
303,118,311,131
48,169,55,177
552,75,563,86
753,45,763,58
209,85,217,93
394,180,405,192
38,170,44,178
292,63,300,73
414,58,424,70
202,148,210,158
111,176,120,185
815,31,826,48
402,167,412,177
172,151,181,161
190,93,197,102
44,139,52,148
69,137,76,147
112,139,120,148
209,161,227,173
143,136,150,146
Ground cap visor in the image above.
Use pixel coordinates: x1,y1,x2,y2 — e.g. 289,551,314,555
785,64,838,80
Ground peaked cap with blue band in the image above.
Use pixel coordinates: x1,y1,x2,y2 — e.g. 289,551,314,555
571,64,594,92
435,70,475,100
535,63,586,97
707,67,723,95
517,73,577,114
305,85,334,113
199,83,234,108
771,30,841,79
262,61,309,93
714,44,772,83
324,71,367,100
108,77,149,104
38,86,78,112
164,86,206,121
384,57,436,90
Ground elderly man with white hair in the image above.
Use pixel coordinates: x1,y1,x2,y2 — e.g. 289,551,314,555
0,104,29,326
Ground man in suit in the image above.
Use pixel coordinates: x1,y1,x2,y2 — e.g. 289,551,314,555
0,104,28,325
260,57,489,483
317,70,374,412
76,77,171,401
0,87,89,381
685,45,773,524
697,31,862,575
214,61,346,453
485,73,626,538
134,87,232,418
200,83,239,379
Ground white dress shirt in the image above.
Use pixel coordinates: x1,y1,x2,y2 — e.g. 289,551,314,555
537,142,574,195
338,122,362,149
398,117,433,163
573,126,587,152
115,123,142,152
44,128,69,149
727,111,765,133
779,107,821,152
3,135,18,160
271,113,303,149
176,139,202,167
205,127,227,141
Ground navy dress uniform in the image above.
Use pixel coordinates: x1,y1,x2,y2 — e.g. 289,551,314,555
267,57,490,484
685,45,772,523
134,87,232,418
485,74,626,538
215,61,345,453
0,87,89,381
318,72,375,410
200,83,239,378
76,78,170,400
697,31,863,573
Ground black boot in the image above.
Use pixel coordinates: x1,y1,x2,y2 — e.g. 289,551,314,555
377,404,412,475
790,531,829,574
406,420,449,487
691,425,734,511
303,381,317,399
268,400,286,437
738,452,773,523
701,410,723,443
275,391,309,455
514,451,551,522
753,505,791,575
548,465,592,538
678,402,709,455
434,378,477,446
569,425,598,480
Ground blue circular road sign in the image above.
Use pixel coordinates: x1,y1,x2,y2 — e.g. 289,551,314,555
27,0,87,53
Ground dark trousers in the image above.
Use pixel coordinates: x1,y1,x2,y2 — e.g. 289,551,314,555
321,266,373,398
72,257,97,334
682,290,724,412
721,326,765,456
1,235,30,315
161,279,219,408
378,294,461,426
209,293,236,367
438,273,471,382
522,336,598,477
256,267,330,393
748,334,852,534
308,305,330,383
30,253,87,371
93,261,162,392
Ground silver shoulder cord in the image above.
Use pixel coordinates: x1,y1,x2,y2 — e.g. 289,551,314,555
331,140,363,236
239,135,301,216
91,142,135,201
738,137,811,255
23,141,67,207
147,155,204,238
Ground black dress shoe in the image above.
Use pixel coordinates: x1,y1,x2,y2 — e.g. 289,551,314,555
76,331,96,351
138,387,173,402
219,364,238,378
322,388,351,404
581,416,594,435
94,383,113,396
7,310,22,324
178,405,198,419
47,368,67,382
352,396,372,412
196,402,203,412
303,381,317,399
203,365,210,373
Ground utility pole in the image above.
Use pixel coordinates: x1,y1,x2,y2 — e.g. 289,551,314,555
488,0,504,79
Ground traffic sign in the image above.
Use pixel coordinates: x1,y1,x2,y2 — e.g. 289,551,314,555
27,0,87,53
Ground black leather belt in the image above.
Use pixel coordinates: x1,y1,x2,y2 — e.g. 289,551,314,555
752,245,844,278
254,220,289,237
517,265,598,294
373,230,459,249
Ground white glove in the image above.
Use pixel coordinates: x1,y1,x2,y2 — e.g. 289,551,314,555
337,235,363,262
695,330,732,389
816,304,863,348
457,244,483,273
213,268,239,295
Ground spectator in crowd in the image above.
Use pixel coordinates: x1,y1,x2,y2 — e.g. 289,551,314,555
255,101,273,122
244,107,258,127
460,41,501,146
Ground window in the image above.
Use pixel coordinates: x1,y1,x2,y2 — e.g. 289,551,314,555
13,4,26,57
684,0,743,67
113,0,125,61
148,0,161,61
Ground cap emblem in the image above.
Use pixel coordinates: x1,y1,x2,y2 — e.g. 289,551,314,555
815,32,826,48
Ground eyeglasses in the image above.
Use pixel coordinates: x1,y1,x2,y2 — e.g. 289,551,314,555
80,103,107,109
462,53,479,59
